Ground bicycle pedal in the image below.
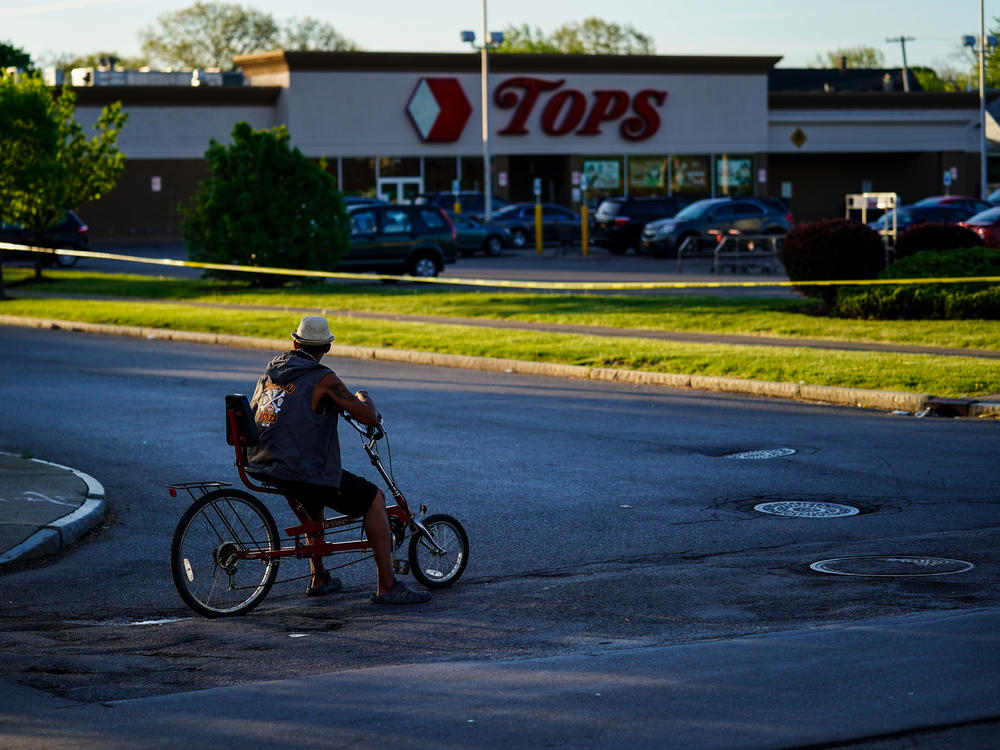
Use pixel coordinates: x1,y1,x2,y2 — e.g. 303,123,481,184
393,560,410,575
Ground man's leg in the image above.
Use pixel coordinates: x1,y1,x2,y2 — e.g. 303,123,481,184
364,489,398,596
303,503,330,589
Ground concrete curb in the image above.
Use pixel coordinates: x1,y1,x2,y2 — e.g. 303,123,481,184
3,314,997,416
0,453,107,567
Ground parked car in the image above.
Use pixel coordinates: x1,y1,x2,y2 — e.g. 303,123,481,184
343,196,389,208
640,197,792,258
591,196,691,255
867,204,973,233
913,195,993,214
413,192,510,220
489,202,582,248
447,212,512,256
959,206,1000,248
342,204,458,277
0,210,88,267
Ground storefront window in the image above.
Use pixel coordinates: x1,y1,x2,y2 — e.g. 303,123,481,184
340,157,375,196
628,156,668,194
582,158,622,194
460,157,484,191
671,155,710,197
425,157,458,192
378,157,420,178
716,154,753,197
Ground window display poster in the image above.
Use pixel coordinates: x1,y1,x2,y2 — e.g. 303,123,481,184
716,155,752,194
671,156,708,192
582,160,620,189
629,158,667,188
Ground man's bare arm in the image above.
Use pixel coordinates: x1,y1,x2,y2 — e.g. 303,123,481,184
314,373,379,425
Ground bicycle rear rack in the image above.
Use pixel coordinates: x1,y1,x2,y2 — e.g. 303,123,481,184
166,481,232,500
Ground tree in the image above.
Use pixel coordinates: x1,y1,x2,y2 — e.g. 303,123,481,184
496,17,655,55
180,121,349,285
139,2,358,69
0,40,32,70
48,51,150,76
809,46,885,68
0,72,128,292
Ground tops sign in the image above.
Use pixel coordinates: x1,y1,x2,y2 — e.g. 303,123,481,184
405,76,667,143
495,77,667,142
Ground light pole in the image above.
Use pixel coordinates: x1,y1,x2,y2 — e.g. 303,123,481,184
963,14,998,200
461,2,503,222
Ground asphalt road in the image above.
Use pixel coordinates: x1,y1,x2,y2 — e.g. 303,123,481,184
0,325,997,746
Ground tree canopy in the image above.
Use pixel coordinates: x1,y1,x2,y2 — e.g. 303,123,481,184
809,46,885,69
139,1,358,69
0,71,128,290
180,121,349,284
495,18,655,55
0,40,32,70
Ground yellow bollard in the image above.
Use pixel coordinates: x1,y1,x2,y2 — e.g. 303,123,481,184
453,201,461,214
535,203,543,254
580,204,589,257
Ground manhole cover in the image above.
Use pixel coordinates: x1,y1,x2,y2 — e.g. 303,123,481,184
725,448,796,460
755,501,859,517
810,556,975,577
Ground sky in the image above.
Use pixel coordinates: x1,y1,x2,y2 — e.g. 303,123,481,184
1,0,997,73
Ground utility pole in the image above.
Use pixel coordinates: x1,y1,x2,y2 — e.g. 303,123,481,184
885,35,915,92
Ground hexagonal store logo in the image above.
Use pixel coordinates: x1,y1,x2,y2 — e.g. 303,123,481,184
406,78,472,142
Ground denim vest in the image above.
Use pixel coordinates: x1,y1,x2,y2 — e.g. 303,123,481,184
246,350,342,488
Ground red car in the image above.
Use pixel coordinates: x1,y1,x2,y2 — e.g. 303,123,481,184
959,206,1000,248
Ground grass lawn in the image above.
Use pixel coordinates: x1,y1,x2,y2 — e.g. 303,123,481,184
2,270,998,398
4,267,1000,351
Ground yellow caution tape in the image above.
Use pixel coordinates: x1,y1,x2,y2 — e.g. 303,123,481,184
4,242,1000,291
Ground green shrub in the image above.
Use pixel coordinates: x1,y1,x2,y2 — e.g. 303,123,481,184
894,222,980,259
834,246,1000,319
779,219,885,305
181,121,348,285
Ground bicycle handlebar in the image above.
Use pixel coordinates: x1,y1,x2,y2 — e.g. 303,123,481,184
341,411,384,441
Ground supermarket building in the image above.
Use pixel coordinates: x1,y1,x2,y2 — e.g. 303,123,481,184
69,51,993,241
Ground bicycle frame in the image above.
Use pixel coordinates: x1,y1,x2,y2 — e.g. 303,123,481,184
167,406,446,565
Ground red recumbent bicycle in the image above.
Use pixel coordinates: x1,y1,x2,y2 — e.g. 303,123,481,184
167,394,468,618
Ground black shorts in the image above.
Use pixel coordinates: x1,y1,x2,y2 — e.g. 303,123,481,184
273,470,379,519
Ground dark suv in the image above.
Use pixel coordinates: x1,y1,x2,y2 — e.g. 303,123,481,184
413,192,510,220
641,197,792,258
591,196,690,254
0,210,88,267
342,204,458,277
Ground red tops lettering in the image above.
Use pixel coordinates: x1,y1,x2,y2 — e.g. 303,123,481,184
494,76,667,142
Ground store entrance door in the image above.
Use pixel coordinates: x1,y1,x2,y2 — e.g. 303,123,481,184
377,178,422,204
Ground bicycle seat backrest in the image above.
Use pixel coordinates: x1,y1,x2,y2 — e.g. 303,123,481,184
225,393,259,449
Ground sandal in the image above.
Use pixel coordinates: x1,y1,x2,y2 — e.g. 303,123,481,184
370,581,431,605
306,571,343,597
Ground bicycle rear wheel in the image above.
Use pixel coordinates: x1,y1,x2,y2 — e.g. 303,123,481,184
170,489,280,618
408,513,468,589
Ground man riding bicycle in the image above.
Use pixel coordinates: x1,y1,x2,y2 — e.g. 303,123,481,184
245,315,430,605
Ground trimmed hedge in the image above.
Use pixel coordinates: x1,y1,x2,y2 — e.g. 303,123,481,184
779,219,885,304
894,222,981,259
834,246,1000,319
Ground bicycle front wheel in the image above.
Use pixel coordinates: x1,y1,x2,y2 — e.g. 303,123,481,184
408,513,468,589
170,489,280,618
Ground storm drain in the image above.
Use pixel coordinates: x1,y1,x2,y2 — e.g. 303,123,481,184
725,448,796,460
810,556,975,577
755,501,859,517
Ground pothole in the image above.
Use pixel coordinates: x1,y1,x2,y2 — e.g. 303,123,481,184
724,448,796,460
755,501,859,518
809,556,975,577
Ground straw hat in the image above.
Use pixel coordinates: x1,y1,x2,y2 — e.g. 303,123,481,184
291,316,335,345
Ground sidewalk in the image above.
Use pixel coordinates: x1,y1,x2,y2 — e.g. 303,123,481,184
0,452,106,568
